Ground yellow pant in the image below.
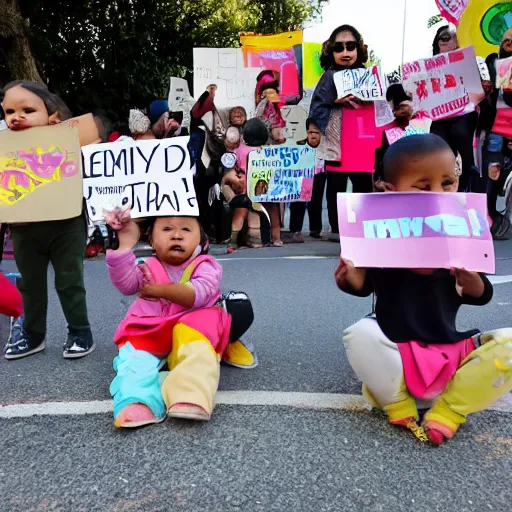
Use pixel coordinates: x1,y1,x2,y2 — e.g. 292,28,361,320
161,323,221,416
344,318,512,431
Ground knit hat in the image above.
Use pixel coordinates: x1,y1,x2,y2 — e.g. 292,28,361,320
242,118,269,147
148,99,169,126
128,109,151,135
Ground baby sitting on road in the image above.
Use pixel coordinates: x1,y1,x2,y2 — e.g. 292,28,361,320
336,134,512,445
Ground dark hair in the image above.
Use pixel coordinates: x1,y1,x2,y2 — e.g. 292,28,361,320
92,110,112,143
432,25,451,56
382,134,453,183
2,81,72,120
320,25,368,70
385,83,410,106
146,216,209,255
242,118,269,147
256,70,276,83
305,117,319,130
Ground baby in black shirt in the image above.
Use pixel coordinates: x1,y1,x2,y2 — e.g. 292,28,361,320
336,134,512,445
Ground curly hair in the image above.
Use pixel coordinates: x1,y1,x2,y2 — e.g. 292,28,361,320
320,25,368,70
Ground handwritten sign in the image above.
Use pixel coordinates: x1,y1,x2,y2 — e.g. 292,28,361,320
247,145,316,203
403,46,483,121
337,192,494,273
0,124,82,223
333,66,386,101
496,56,512,91
435,0,469,26
82,137,198,221
193,48,263,118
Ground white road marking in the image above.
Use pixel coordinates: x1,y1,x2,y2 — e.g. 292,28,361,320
217,256,331,262
1,390,511,419
489,275,512,285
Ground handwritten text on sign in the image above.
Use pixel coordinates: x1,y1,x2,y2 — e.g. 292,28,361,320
82,137,198,221
435,0,469,26
247,145,316,203
333,66,385,101
403,46,483,121
337,192,494,273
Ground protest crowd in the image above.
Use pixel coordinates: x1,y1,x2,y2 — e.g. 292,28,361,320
2,2,512,446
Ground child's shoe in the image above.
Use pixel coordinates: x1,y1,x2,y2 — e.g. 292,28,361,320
114,403,165,429
223,338,258,369
4,316,45,360
423,420,457,445
168,403,211,421
63,325,95,359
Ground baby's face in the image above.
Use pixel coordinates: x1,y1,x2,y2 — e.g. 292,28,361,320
390,150,458,193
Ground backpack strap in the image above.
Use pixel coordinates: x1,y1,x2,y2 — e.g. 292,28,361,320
141,255,214,286
178,255,214,285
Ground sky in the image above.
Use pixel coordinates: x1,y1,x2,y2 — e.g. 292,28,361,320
304,0,442,73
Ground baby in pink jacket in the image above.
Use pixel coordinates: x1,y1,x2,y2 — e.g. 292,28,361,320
107,215,238,428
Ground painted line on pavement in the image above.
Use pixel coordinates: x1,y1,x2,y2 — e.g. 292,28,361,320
217,256,331,262
489,275,512,285
1,390,511,419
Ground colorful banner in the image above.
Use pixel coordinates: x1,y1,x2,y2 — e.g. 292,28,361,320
337,192,494,273
247,145,316,202
193,48,262,118
82,137,198,221
303,42,323,90
0,124,83,223
458,1,512,58
333,66,386,101
436,0,469,26
385,117,432,145
403,46,483,121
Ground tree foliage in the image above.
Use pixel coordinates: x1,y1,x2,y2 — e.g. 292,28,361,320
428,15,444,28
0,0,326,127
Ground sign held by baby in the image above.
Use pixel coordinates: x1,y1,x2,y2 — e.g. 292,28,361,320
337,192,495,274
82,137,198,221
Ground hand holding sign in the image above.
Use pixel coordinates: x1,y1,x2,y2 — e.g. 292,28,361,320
450,267,485,298
334,257,366,292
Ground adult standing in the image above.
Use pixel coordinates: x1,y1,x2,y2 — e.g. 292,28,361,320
429,25,478,192
309,25,374,241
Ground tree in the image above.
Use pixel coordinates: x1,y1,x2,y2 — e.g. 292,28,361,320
0,0,328,127
366,49,382,68
428,14,444,28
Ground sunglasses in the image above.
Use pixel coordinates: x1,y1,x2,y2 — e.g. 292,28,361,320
333,41,357,53
439,35,454,42
503,38,512,45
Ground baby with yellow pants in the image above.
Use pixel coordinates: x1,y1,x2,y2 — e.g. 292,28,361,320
335,134,512,444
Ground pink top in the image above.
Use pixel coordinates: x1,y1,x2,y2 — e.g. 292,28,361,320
235,142,260,172
106,249,223,355
0,273,23,318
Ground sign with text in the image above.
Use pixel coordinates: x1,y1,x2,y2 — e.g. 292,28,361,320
496,56,512,91
193,48,263,118
0,124,83,223
333,66,386,101
82,137,198,221
337,192,494,273
403,46,483,121
435,0,469,25
247,145,316,203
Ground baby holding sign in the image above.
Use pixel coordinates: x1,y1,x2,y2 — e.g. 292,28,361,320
336,134,512,445
105,212,256,428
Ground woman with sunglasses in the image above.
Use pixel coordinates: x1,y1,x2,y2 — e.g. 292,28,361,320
475,28,512,240
429,25,480,193
309,25,373,241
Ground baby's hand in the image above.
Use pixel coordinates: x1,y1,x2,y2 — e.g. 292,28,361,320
104,206,131,231
334,257,354,289
450,268,484,298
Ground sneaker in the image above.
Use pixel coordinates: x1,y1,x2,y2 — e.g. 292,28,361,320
223,339,259,369
63,326,95,359
4,317,46,360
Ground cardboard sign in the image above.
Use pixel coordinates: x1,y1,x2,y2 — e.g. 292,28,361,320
496,56,512,91
247,145,316,203
63,114,102,146
333,66,386,101
337,192,494,273
0,124,83,223
435,0,469,25
82,137,198,221
193,48,263,118
281,105,308,142
403,46,483,121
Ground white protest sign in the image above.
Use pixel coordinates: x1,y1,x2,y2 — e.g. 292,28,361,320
402,46,483,121
333,66,386,101
82,137,198,221
193,48,263,118
168,77,195,130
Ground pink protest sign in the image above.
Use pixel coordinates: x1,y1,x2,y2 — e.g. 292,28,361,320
338,105,382,173
403,46,483,121
337,192,494,273
435,0,469,26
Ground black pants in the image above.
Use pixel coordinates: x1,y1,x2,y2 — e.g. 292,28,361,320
289,172,327,233
326,172,373,234
10,215,89,337
430,112,477,192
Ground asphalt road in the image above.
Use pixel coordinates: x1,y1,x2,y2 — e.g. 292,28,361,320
1,238,512,512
